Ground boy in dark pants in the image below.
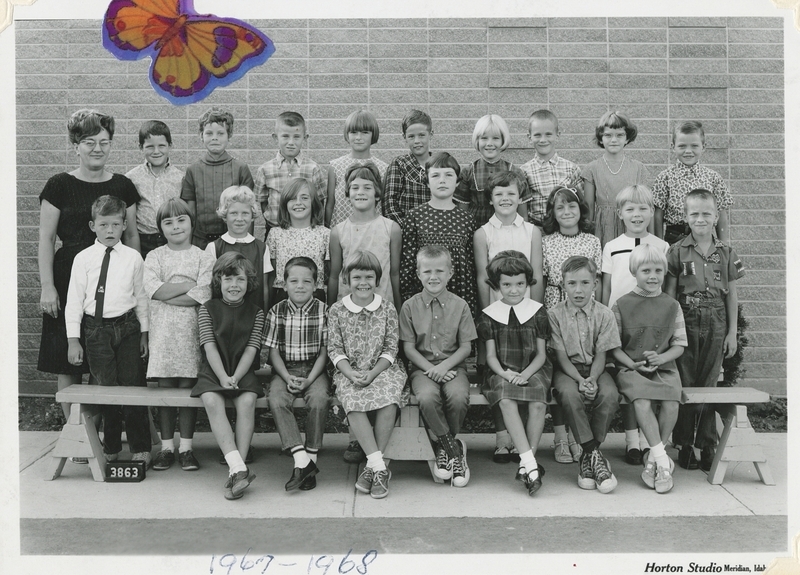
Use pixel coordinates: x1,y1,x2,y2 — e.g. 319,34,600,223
665,188,744,472
65,195,151,465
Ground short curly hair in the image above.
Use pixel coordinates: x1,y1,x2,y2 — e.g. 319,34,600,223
67,109,115,144
210,252,258,299
199,107,234,136
216,186,260,220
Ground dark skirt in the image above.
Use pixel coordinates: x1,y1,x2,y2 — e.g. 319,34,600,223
615,363,681,402
482,358,553,406
191,361,264,398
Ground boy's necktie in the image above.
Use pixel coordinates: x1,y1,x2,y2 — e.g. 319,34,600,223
94,246,113,320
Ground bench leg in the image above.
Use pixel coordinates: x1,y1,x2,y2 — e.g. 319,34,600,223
384,406,443,484
46,404,106,482
707,404,775,486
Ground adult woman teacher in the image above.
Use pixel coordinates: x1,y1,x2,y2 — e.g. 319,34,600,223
37,109,141,436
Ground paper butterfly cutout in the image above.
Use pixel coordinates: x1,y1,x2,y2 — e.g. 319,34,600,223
0,0,38,35
102,0,274,104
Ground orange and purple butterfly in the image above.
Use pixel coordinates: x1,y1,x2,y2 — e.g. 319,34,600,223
103,0,274,105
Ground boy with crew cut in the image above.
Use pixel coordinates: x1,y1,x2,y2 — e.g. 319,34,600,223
181,108,254,249
383,109,434,228
548,256,620,493
665,188,744,472
126,120,185,259
254,111,328,239
400,245,477,487
653,120,733,245
264,257,330,491
65,195,152,466
519,109,583,227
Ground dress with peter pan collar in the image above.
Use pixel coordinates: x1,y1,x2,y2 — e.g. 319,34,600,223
327,294,409,413
476,298,553,405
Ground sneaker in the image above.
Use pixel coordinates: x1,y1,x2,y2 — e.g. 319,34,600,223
569,441,582,462
523,464,545,496
451,440,469,488
131,451,152,469
434,444,453,480
355,466,374,494
655,465,674,494
179,450,200,471
577,451,595,490
152,449,175,471
343,440,366,464
625,448,644,466
641,450,656,489
493,445,512,464
71,457,89,464
700,446,715,473
553,440,572,464
591,449,618,494
370,469,391,499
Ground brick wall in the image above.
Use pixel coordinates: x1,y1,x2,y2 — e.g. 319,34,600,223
16,17,786,395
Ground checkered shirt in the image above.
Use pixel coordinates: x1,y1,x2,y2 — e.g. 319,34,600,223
253,152,328,228
263,297,327,362
382,153,430,228
519,153,583,224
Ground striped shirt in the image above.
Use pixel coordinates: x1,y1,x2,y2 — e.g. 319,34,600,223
519,153,583,224
253,152,327,228
198,301,265,349
382,153,430,228
263,297,327,362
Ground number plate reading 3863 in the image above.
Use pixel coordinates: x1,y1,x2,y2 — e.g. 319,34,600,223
106,461,146,482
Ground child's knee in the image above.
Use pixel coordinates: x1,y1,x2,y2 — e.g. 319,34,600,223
660,400,679,417
529,401,546,417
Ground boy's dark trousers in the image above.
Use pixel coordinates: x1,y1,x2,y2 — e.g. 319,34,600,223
552,363,619,445
83,310,151,455
673,296,727,449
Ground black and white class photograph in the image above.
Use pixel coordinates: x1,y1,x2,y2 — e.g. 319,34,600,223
2,0,796,573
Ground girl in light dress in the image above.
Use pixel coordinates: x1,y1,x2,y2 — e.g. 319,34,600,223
541,187,602,465
328,250,408,500
583,110,650,248
267,178,330,305
144,198,215,472
326,110,388,228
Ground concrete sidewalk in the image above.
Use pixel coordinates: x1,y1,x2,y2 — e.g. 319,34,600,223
18,431,787,554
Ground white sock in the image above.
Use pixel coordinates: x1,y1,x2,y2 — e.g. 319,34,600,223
650,442,670,469
291,447,311,468
306,448,319,464
625,429,639,451
553,425,567,444
496,429,511,449
160,436,175,452
366,451,386,472
638,429,650,451
224,450,246,474
519,449,537,475
178,437,192,453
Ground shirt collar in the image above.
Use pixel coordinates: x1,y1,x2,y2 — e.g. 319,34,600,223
276,151,303,166
220,232,255,244
287,296,318,315
203,151,232,165
93,239,122,252
533,153,559,166
675,160,701,173
343,293,383,313
488,214,524,228
420,289,453,307
144,161,171,177
565,297,594,316
632,286,662,298
680,232,725,249
482,297,542,325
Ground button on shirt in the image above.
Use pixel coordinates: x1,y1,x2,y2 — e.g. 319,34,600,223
666,233,745,299
399,290,477,367
253,152,327,228
263,297,327,362
548,298,620,366
126,162,184,235
65,240,149,338
519,153,583,224
652,162,733,226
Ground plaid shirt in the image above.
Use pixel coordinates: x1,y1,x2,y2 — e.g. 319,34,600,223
263,297,327,362
253,152,328,228
383,153,430,228
519,153,583,224
652,161,733,226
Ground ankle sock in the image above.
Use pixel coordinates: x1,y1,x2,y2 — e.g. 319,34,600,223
366,451,386,472
224,450,246,474
290,446,311,468
650,442,670,469
306,447,319,464
160,436,175,453
519,449,536,475
496,429,511,449
625,429,639,451
639,429,650,451
178,437,192,453
553,425,567,444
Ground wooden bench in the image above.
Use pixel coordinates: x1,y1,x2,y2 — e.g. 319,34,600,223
49,381,774,486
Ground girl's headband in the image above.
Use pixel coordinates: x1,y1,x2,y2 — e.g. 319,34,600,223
555,187,580,202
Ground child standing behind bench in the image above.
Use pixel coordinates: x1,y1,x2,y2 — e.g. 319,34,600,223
264,257,330,493
65,195,151,466
181,108,254,249
548,256,620,494
665,188,744,472
400,246,477,488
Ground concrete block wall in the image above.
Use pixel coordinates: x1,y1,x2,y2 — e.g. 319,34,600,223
16,17,785,395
